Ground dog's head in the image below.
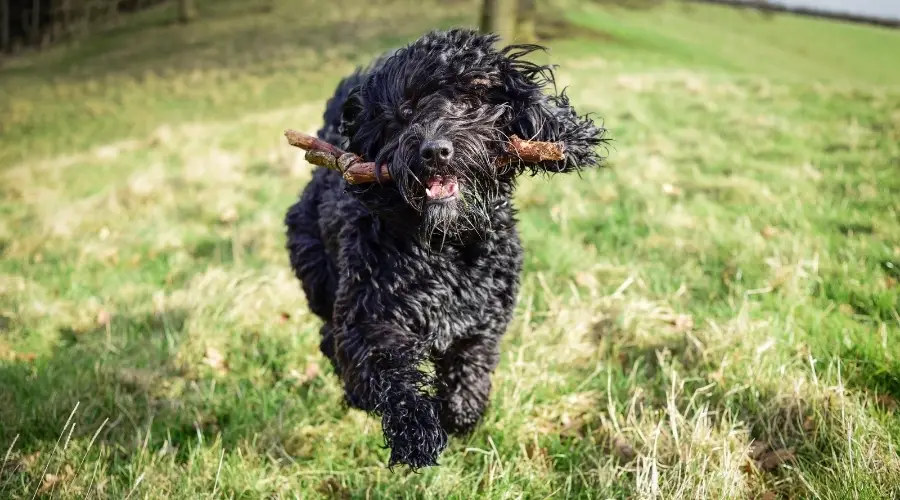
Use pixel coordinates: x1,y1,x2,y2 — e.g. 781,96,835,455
339,29,607,246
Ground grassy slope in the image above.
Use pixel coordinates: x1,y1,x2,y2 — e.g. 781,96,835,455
1,0,899,498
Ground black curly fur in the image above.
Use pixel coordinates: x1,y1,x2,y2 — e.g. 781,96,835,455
285,29,608,470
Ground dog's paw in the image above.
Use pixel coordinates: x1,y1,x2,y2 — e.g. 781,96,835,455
381,395,449,470
439,398,485,437
437,382,492,436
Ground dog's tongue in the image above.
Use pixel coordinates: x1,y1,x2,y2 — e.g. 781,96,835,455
426,175,459,199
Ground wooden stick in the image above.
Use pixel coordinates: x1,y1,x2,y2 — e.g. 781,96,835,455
506,135,566,162
284,129,565,185
284,129,346,157
340,161,390,184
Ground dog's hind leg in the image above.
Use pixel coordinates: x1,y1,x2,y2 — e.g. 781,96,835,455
434,334,501,436
334,322,448,470
318,322,339,374
285,175,337,322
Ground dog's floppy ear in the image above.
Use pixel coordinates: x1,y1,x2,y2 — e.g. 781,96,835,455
339,86,364,140
495,45,607,176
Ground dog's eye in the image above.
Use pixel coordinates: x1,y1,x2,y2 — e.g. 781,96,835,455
398,103,413,121
469,77,494,94
471,78,492,89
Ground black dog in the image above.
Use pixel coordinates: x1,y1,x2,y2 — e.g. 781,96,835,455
285,28,607,470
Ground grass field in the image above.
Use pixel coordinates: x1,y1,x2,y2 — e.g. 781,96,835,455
1,0,899,498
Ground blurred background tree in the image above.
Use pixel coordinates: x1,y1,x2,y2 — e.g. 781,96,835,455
1,0,10,52
0,0,692,56
480,0,517,42
0,0,180,54
178,0,196,22
516,0,537,42
479,0,672,44
480,0,538,43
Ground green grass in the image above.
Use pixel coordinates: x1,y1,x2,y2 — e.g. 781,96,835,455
2,0,899,498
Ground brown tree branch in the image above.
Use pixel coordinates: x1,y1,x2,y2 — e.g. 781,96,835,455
505,135,565,162
284,129,565,185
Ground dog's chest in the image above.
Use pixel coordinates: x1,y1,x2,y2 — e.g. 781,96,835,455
379,239,521,350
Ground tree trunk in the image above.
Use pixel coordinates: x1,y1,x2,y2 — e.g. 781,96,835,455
61,0,71,36
1,0,9,52
480,0,517,42
516,0,537,43
30,0,41,45
178,0,196,23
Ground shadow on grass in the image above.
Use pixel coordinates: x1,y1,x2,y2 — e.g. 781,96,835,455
0,308,339,468
1,310,189,448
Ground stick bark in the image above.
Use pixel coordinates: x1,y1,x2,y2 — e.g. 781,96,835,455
284,129,564,185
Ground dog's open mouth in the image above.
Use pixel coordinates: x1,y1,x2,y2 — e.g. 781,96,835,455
425,175,459,201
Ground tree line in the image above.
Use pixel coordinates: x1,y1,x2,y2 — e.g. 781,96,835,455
2,0,592,55
0,0,194,53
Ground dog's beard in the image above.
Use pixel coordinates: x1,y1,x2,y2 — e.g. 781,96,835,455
418,183,489,249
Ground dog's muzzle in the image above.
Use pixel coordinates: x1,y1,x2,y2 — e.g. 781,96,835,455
420,137,460,201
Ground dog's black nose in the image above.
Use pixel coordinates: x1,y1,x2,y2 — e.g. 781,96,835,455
420,139,454,164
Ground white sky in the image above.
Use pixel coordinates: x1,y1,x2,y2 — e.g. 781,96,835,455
768,0,900,20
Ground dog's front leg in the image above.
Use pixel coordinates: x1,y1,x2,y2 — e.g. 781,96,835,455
334,321,448,470
435,334,500,435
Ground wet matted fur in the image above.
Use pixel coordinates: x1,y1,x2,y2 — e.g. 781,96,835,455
285,28,608,470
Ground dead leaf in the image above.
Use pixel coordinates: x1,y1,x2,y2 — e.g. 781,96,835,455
760,226,778,239
101,248,119,264
667,314,694,332
612,435,636,463
21,451,42,469
748,440,768,460
14,352,37,362
662,183,682,196
304,362,320,380
219,207,238,224
885,277,897,289
575,272,598,289
876,394,898,411
524,442,548,460
278,311,291,324
203,347,228,373
318,477,350,500
757,448,795,471
802,415,816,431
38,464,74,495
290,362,320,386
193,415,220,435
96,309,111,327
758,492,778,500
117,368,157,392
550,204,562,222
